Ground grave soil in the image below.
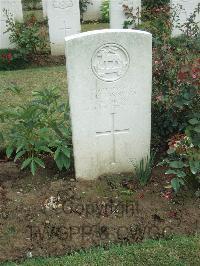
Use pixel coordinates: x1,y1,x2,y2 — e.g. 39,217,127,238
30,54,65,67
0,160,200,263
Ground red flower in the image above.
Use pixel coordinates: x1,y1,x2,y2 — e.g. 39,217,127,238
7,53,12,61
192,67,200,73
178,71,188,80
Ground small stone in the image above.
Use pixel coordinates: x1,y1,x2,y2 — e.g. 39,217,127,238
26,251,32,258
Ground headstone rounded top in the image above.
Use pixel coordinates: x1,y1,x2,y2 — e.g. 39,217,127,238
65,29,152,42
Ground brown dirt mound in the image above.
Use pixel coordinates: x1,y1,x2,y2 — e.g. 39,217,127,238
0,162,199,262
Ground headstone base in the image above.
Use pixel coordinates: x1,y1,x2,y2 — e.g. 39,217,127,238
50,43,65,56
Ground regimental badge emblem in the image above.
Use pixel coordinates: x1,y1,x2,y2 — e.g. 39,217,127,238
53,0,73,9
92,44,130,82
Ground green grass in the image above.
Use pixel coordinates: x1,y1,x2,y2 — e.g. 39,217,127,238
0,19,109,108
82,23,109,32
2,236,200,265
0,17,109,105
0,66,67,108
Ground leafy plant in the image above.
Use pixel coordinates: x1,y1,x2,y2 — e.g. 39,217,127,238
100,0,109,23
122,4,141,29
0,49,27,70
22,0,41,11
125,5,200,148
4,10,48,59
172,4,200,37
161,115,200,193
0,87,72,175
186,114,200,146
138,3,200,194
133,154,155,186
79,0,92,22
142,0,170,9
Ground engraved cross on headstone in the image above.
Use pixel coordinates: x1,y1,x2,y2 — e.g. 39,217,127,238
96,112,129,164
60,20,71,36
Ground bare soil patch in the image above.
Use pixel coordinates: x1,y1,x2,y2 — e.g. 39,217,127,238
30,54,65,68
0,162,199,262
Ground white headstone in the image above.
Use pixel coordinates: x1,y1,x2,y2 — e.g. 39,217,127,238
110,0,141,29
83,0,103,22
47,0,81,55
65,29,152,180
0,0,23,49
42,0,48,17
171,0,200,36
